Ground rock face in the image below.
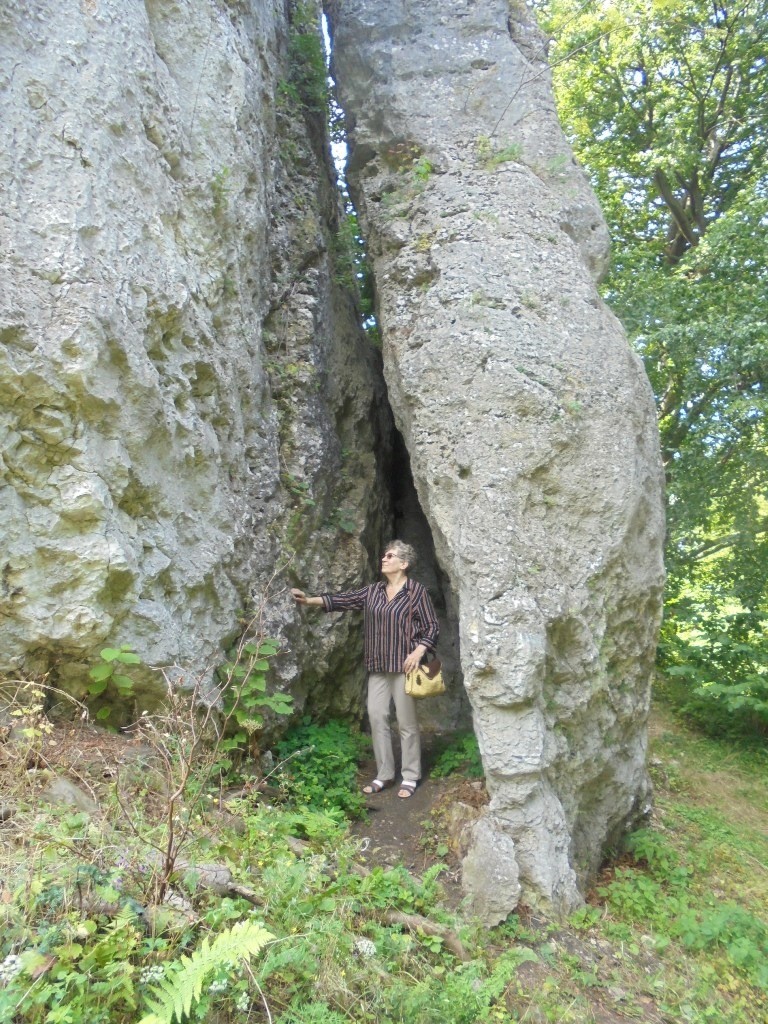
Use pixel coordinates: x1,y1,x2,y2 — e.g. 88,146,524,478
327,0,665,918
0,0,392,714
2,0,665,918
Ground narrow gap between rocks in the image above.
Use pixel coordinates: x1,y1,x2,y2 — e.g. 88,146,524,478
322,11,469,737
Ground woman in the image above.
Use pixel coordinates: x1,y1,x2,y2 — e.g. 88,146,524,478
291,540,439,799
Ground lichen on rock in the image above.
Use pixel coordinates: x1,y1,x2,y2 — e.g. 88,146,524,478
327,0,665,918
0,0,387,717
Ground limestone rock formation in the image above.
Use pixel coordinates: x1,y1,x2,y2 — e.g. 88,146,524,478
2,0,665,919
327,0,665,918
0,0,387,715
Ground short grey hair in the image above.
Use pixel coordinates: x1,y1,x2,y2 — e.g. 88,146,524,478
385,539,417,572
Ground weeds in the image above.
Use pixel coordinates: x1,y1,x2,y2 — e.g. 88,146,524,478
87,646,139,722
2,692,766,1024
476,135,523,170
276,718,369,820
431,732,484,779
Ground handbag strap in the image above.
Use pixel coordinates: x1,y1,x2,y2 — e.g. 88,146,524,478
406,583,414,648
405,583,431,661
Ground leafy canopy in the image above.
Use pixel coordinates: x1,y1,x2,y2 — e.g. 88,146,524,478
537,0,768,732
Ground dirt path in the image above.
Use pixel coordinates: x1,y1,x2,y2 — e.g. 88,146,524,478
349,739,488,907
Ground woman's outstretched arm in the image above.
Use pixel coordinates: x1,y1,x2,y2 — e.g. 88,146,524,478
290,589,323,607
291,586,370,611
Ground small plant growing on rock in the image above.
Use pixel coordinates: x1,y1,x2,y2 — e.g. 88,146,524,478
210,166,232,215
476,135,522,170
287,2,328,115
413,155,434,182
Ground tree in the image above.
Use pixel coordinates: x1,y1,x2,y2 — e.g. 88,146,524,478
536,0,768,733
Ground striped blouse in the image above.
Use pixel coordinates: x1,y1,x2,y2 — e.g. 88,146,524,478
321,579,439,674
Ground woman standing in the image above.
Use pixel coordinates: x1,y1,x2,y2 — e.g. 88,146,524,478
291,540,439,799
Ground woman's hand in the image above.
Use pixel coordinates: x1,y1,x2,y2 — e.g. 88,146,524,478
291,589,322,607
403,644,427,675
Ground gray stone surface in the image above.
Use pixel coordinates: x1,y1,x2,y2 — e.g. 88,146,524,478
41,777,100,815
328,0,665,917
1,0,665,917
0,0,386,717
461,815,522,926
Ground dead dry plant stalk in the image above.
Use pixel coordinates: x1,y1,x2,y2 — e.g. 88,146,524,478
0,677,88,778
113,585,287,904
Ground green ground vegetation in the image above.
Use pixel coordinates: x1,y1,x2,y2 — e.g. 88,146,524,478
1,690,766,1023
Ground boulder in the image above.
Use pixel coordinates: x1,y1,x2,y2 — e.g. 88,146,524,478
0,0,387,718
328,0,665,915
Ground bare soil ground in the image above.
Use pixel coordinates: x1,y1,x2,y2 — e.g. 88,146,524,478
350,737,487,899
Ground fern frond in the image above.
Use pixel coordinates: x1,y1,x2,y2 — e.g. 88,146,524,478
138,920,273,1024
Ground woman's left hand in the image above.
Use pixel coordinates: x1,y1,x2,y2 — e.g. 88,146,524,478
403,645,427,675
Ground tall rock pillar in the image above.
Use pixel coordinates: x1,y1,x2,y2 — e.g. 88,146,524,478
327,0,665,919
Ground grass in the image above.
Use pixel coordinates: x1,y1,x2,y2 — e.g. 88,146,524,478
1,702,766,1022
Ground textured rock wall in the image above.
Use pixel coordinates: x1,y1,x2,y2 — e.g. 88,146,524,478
0,0,386,715
327,0,666,918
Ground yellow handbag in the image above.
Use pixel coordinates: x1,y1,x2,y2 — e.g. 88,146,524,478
405,656,446,698
404,585,445,697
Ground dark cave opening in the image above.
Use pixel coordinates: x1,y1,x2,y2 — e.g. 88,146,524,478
379,423,469,733
320,6,468,733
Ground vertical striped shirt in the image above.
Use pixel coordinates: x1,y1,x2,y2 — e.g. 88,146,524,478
321,579,439,673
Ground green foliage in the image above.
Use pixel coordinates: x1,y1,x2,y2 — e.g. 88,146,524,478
217,637,293,754
431,732,484,779
675,904,768,989
326,506,357,535
275,1004,349,1024
88,646,138,720
1,905,144,1024
538,0,768,735
352,863,446,916
331,210,376,322
599,857,768,992
276,718,369,819
3,700,767,1024
659,606,768,736
413,155,434,182
380,952,525,1024
573,712,768,1007
476,135,522,170
379,143,437,210
138,921,273,1024
287,3,327,115
210,166,232,216
624,827,689,884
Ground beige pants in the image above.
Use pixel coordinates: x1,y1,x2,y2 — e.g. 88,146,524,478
367,672,421,783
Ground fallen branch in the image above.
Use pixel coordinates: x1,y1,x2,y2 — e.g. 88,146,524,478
382,910,470,961
227,882,266,907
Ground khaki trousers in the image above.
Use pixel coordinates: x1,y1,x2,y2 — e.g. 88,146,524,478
367,672,421,783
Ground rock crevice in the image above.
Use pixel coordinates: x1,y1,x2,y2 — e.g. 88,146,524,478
1,0,664,919
326,0,665,918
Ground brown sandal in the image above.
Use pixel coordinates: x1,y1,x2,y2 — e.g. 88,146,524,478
362,779,393,795
397,780,418,799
